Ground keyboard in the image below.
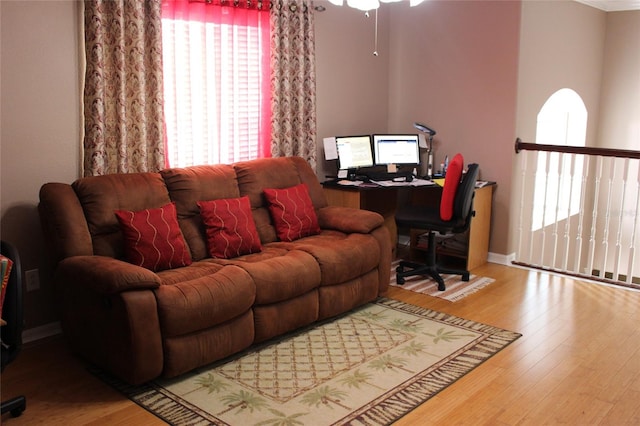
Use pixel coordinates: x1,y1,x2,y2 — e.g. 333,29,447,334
365,171,413,182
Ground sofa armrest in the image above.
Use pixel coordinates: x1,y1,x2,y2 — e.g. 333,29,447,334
56,256,161,295
317,206,384,234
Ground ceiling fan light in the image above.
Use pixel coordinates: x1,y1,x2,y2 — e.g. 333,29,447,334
347,0,380,11
328,0,344,5
409,0,426,6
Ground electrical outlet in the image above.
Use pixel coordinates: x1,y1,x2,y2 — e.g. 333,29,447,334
25,269,40,292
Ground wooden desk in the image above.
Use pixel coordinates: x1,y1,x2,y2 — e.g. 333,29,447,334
322,182,494,270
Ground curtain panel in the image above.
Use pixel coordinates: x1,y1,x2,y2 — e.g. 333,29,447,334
270,0,317,170
83,0,165,176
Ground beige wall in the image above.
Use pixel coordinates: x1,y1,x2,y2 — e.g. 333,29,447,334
598,11,640,150
386,0,520,255
1,1,82,330
315,6,390,180
317,1,521,255
511,1,638,258
515,1,606,147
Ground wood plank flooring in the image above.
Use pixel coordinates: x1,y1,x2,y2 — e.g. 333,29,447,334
3,261,640,425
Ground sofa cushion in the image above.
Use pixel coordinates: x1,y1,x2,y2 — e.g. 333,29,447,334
212,247,321,305
233,157,328,244
115,202,192,272
272,231,381,286
160,164,239,261
264,183,320,242
72,172,171,258
155,265,255,338
198,196,262,259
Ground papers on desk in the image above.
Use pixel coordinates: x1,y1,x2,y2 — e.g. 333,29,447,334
371,178,435,187
337,180,364,186
335,178,436,187
409,178,436,186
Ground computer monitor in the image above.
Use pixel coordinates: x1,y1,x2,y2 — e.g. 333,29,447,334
373,134,421,166
335,135,374,170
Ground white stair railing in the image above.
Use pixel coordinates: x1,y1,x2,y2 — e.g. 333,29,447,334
514,139,640,289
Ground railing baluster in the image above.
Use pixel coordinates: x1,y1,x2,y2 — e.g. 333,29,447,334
613,158,629,281
528,152,541,265
516,149,529,264
538,151,552,266
574,154,589,276
562,153,577,272
599,157,616,279
626,160,640,284
586,156,603,279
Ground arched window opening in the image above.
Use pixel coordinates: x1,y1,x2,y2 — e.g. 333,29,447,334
532,88,587,230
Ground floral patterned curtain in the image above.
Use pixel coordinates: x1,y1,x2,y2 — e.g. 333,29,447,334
270,0,317,170
83,0,165,176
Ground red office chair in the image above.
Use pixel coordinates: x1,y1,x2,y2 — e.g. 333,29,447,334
395,155,479,291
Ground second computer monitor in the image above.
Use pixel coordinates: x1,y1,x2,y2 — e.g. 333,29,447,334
373,134,420,166
335,135,374,170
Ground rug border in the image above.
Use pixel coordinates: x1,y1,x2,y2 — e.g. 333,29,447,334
93,297,521,426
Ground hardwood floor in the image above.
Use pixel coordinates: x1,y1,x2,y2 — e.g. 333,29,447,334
3,261,640,425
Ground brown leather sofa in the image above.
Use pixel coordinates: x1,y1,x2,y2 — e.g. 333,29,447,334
39,157,391,384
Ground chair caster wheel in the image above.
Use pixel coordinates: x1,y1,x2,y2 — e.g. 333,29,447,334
462,273,470,281
437,283,446,291
396,274,405,285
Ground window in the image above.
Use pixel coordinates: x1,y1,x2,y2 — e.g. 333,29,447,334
161,1,271,167
532,88,587,230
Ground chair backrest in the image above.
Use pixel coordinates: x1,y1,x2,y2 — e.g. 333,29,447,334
439,153,465,221
453,163,480,223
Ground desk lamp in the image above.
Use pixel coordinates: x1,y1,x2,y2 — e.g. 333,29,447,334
414,122,436,179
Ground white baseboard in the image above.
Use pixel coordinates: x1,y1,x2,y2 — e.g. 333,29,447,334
22,321,62,344
487,252,516,265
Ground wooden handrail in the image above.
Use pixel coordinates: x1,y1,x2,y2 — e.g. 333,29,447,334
514,138,640,160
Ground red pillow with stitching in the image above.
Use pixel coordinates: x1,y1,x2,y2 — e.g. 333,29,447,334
440,153,464,221
264,183,321,242
198,196,262,259
115,202,192,271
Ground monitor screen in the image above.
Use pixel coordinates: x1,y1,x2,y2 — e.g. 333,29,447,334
373,134,421,165
335,135,374,170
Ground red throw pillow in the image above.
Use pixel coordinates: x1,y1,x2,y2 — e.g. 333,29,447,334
440,153,464,221
115,202,192,272
264,183,321,242
198,196,262,259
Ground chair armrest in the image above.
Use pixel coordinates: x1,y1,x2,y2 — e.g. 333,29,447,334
56,256,161,295
317,206,384,234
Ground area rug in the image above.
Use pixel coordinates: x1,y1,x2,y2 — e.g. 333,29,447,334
390,260,495,301
95,298,520,425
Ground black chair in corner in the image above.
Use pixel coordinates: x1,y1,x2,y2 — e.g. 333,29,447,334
395,162,480,291
1,240,27,418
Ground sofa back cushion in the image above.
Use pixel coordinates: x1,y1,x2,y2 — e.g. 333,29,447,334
72,173,172,259
161,164,239,261
233,157,328,244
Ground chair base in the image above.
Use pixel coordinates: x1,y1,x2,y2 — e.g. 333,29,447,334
396,260,470,291
1,395,26,417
